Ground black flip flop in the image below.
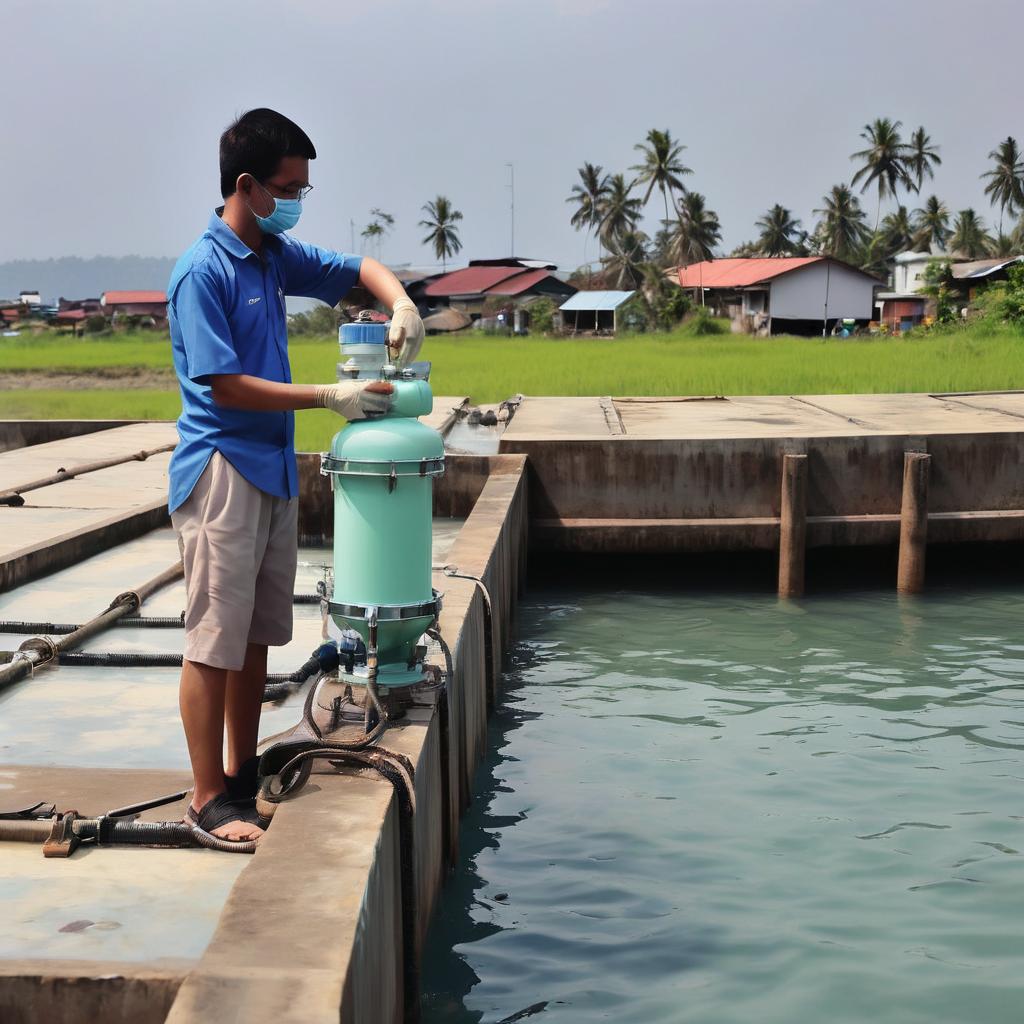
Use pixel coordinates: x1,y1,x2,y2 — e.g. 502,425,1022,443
186,793,266,842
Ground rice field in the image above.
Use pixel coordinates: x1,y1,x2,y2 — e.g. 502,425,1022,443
1,323,1022,453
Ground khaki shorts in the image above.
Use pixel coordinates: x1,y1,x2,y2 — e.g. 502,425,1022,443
171,451,298,671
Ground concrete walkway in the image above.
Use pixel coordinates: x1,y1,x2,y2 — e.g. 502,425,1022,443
502,391,1024,440
0,423,177,592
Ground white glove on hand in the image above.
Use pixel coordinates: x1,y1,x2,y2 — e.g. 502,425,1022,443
315,381,393,420
389,296,425,367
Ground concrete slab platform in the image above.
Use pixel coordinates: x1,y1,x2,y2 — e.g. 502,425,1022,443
499,395,616,440
0,424,179,592
0,839,243,965
501,392,1024,441
0,419,160,455
0,423,177,485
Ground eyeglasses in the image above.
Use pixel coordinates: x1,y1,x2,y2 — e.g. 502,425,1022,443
259,179,314,202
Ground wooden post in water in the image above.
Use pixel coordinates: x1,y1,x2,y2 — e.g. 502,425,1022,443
897,452,930,594
778,453,808,598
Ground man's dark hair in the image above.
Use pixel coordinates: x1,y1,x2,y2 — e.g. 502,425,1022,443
219,108,316,198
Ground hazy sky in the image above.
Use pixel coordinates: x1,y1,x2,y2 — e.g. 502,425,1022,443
4,0,1022,270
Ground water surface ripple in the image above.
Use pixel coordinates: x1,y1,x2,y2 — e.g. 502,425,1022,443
422,585,1024,1023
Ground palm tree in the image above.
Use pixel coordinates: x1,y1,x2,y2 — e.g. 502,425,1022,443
850,118,912,228
905,127,941,192
360,221,384,259
1012,214,1024,254
602,230,649,289
670,192,721,266
912,195,951,252
419,196,463,270
566,162,611,269
881,205,915,254
981,137,1024,235
631,128,692,226
949,209,993,259
989,233,1017,258
859,231,891,280
730,240,761,258
598,174,643,249
814,184,870,262
755,204,802,256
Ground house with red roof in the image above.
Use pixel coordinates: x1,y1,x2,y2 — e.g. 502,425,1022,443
100,290,168,325
676,257,882,336
423,258,575,321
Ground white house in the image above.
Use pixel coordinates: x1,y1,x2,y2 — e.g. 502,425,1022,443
874,251,943,332
889,251,936,294
677,257,882,335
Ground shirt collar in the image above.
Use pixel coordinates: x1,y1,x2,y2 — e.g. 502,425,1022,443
208,208,257,261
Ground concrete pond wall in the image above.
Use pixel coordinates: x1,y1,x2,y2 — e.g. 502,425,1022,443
0,435,528,1024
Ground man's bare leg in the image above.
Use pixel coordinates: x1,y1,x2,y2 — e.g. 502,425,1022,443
225,642,268,777
179,658,263,842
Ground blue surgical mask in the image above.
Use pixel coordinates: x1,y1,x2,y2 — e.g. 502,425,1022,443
250,182,302,234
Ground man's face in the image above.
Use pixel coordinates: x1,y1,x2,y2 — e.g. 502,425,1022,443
238,156,311,217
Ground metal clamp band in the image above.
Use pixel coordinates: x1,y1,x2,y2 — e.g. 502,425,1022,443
328,592,442,622
320,454,445,479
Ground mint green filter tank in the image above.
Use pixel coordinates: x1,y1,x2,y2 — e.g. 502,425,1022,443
324,379,445,687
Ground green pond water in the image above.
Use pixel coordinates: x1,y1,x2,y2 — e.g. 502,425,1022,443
422,564,1024,1023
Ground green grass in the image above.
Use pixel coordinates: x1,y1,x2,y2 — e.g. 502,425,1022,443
2,323,1022,453
0,333,176,372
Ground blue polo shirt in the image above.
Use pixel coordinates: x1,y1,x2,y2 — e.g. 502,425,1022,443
166,210,362,513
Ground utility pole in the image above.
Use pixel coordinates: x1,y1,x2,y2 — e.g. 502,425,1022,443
506,162,515,256
822,260,832,337
350,219,356,253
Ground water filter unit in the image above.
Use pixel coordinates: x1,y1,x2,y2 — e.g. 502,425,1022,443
321,319,444,689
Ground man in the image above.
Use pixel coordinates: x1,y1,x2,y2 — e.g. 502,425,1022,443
167,108,424,845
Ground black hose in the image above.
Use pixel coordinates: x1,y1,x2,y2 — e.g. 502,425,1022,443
47,651,184,667
0,621,86,635
263,661,325,702
435,566,497,710
4,618,188,634
100,817,257,854
94,818,199,847
1,642,340,704
115,616,187,628
1,596,317,634
427,629,454,864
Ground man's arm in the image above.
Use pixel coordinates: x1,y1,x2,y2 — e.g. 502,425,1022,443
210,377,319,411
210,376,391,413
357,256,406,310
278,238,424,365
